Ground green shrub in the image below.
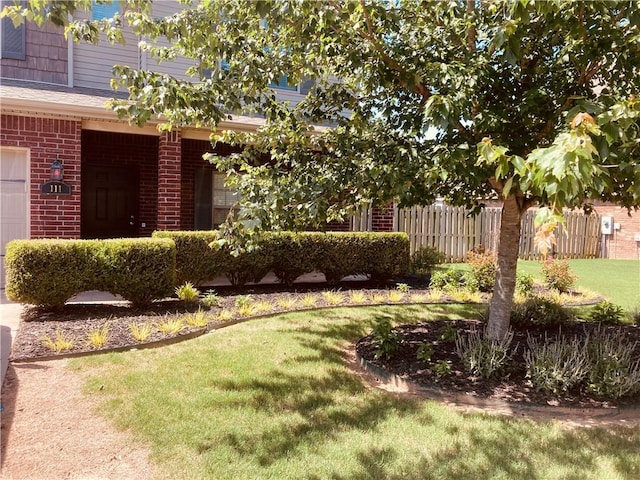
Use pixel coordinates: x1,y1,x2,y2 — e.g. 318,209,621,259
152,231,227,286
5,239,98,308
510,295,573,328
269,231,318,286
200,289,220,308
515,273,535,297
416,342,434,362
524,333,589,395
411,246,445,276
176,282,200,303
224,246,273,287
371,318,400,360
541,258,576,293
466,250,497,293
5,238,175,308
588,301,625,325
585,326,640,398
455,328,513,379
99,238,176,306
429,268,466,291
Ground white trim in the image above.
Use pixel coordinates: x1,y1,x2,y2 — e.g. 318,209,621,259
67,13,74,87
82,119,160,136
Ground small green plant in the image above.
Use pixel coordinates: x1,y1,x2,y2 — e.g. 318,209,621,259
416,343,434,363
371,318,400,360
253,300,273,313
448,288,482,303
200,290,220,308
396,283,410,294
524,333,589,395
129,322,152,342
410,292,428,303
439,324,457,342
429,268,466,291
87,325,110,349
349,291,367,304
217,309,234,322
432,360,453,377
322,290,344,306
300,293,318,308
42,329,74,353
157,316,184,334
237,303,258,317
455,328,513,379
541,258,576,293
235,295,253,308
585,326,640,398
387,290,405,302
371,293,386,304
588,301,625,325
426,289,444,302
276,296,299,310
630,306,640,326
515,273,535,297
175,282,200,303
411,246,445,276
186,308,209,327
466,250,497,293
509,295,573,328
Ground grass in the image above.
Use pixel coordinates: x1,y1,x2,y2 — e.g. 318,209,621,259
73,304,640,479
517,259,640,310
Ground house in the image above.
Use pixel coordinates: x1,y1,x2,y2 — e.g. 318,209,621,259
0,2,395,287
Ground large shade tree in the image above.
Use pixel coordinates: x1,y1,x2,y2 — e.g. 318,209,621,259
7,0,640,339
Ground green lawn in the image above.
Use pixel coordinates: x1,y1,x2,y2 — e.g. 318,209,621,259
517,259,640,310
73,304,640,480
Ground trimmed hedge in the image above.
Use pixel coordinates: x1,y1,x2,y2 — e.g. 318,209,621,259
5,238,176,308
153,230,410,287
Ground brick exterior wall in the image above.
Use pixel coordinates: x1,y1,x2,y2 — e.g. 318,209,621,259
81,129,159,237
372,205,394,232
593,203,640,260
1,22,68,85
157,130,182,230
1,114,81,238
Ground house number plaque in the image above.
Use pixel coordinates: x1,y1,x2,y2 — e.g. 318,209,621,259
40,180,72,195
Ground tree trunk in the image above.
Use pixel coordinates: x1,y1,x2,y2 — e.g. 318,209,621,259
486,195,525,341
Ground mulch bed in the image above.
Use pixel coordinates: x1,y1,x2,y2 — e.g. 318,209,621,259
356,320,640,409
9,278,639,409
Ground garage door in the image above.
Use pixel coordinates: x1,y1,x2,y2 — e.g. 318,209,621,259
1,149,28,290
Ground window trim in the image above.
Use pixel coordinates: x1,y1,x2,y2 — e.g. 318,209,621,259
0,0,26,60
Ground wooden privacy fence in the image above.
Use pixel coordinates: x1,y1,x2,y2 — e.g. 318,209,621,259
386,205,600,262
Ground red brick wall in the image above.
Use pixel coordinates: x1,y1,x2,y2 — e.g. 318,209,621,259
1,114,81,238
593,203,640,260
157,130,182,230
82,130,159,236
0,22,68,85
372,205,394,232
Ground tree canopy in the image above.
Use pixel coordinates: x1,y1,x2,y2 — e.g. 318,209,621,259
6,0,640,338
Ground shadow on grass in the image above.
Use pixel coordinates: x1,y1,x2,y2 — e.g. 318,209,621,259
82,304,640,478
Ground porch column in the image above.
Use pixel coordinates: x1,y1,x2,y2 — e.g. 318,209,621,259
157,129,182,231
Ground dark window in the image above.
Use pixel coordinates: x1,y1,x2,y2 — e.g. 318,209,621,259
194,169,240,229
1,0,25,60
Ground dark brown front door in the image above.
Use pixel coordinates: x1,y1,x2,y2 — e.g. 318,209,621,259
82,165,139,238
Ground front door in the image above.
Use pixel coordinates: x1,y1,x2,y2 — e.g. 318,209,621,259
82,165,139,238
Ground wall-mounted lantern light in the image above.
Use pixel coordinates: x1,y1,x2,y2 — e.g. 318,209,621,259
41,157,71,195
50,158,63,181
